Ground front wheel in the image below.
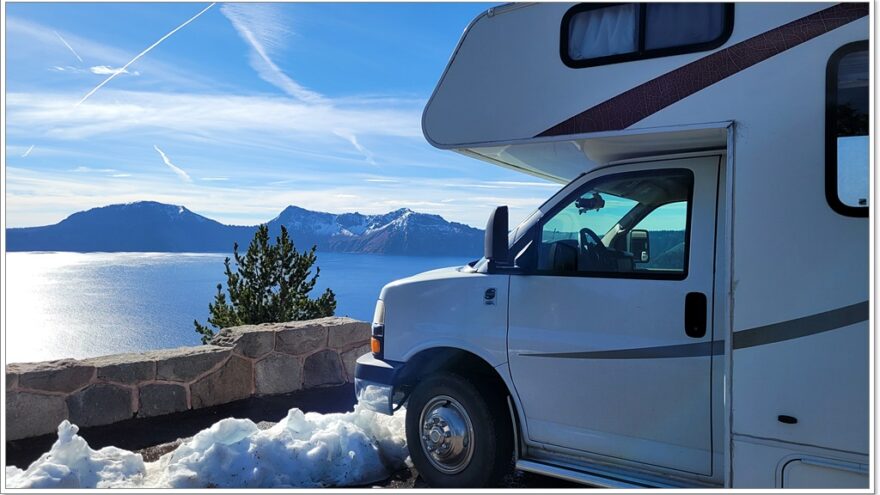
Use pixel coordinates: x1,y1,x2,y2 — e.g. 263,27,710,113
405,373,512,487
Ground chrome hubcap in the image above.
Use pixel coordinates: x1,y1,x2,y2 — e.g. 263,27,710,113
418,395,475,474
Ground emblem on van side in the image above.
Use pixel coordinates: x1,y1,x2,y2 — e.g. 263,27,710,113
484,288,496,305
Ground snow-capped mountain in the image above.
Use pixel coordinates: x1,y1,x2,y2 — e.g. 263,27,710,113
6,201,484,256
268,206,483,256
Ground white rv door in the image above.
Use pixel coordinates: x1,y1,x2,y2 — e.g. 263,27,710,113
507,155,720,477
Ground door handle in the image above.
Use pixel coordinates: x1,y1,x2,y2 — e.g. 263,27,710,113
684,292,707,338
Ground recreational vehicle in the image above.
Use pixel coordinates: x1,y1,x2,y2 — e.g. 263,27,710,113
355,2,870,488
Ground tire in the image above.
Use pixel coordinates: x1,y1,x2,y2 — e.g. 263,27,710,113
405,372,513,488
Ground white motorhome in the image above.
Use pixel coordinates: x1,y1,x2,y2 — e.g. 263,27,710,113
355,2,870,488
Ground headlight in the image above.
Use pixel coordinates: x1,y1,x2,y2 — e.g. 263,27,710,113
371,300,385,358
373,299,385,325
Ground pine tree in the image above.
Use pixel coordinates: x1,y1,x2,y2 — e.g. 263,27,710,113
194,224,336,344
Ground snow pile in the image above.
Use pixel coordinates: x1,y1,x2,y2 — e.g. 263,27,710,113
147,406,409,488
4,421,146,488
6,405,408,489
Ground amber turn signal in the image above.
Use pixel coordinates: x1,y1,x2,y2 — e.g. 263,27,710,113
371,337,382,354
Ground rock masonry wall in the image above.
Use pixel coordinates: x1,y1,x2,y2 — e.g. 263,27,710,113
5,317,370,441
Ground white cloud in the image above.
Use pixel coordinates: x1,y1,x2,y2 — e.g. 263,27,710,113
49,65,140,76
152,145,192,182
220,4,325,104
433,180,561,191
199,177,228,182
365,178,399,184
490,180,560,188
49,65,81,73
21,145,35,158
90,65,139,76
6,90,421,142
71,166,118,173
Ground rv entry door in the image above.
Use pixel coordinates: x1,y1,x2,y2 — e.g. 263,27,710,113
507,155,720,476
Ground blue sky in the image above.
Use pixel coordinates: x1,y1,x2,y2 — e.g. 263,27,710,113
5,2,560,228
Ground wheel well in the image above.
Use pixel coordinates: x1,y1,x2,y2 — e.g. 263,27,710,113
396,347,510,400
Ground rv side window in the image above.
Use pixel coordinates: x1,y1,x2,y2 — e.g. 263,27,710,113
562,3,733,68
827,42,869,217
537,169,692,279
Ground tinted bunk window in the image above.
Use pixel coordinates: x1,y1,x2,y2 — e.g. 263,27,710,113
644,3,727,50
562,3,733,68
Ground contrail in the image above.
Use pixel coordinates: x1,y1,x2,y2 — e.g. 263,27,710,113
21,145,35,158
153,145,192,182
221,4,325,104
54,31,83,63
76,3,215,106
333,129,376,165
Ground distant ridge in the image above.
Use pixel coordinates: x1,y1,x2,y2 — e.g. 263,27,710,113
6,201,483,256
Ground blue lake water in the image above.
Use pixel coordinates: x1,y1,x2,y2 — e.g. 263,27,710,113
5,252,472,363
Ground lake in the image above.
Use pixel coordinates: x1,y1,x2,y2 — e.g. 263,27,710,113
5,252,472,363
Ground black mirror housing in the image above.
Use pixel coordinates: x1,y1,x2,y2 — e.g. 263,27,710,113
485,206,509,269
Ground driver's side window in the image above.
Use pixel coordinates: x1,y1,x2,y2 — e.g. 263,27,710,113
539,191,637,272
536,169,693,278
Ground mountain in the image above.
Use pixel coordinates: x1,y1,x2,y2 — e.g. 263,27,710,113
6,201,484,257
267,206,483,256
5,202,252,253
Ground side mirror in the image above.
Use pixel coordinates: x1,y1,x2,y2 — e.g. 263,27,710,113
628,229,650,263
485,206,509,270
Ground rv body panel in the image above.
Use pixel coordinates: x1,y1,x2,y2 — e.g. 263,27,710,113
355,2,869,488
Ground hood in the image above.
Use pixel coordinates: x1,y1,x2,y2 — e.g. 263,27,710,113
378,265,468,300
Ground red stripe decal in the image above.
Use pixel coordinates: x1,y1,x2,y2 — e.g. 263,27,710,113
538,3,868,137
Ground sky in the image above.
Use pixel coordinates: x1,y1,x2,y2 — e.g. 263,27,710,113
4,2,561,229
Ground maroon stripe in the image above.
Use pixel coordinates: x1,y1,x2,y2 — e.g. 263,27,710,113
538,3,868,138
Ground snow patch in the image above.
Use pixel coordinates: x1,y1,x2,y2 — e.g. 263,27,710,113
6,405,408,489
4,421,146,488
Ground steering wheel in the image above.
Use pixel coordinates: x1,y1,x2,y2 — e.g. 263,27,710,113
578,227,607,270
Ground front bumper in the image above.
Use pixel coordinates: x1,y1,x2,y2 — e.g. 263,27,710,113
354,353,405,415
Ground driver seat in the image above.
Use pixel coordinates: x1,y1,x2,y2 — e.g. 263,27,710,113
548,240,578,272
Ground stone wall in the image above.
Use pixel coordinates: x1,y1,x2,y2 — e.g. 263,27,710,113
5,317,370,441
